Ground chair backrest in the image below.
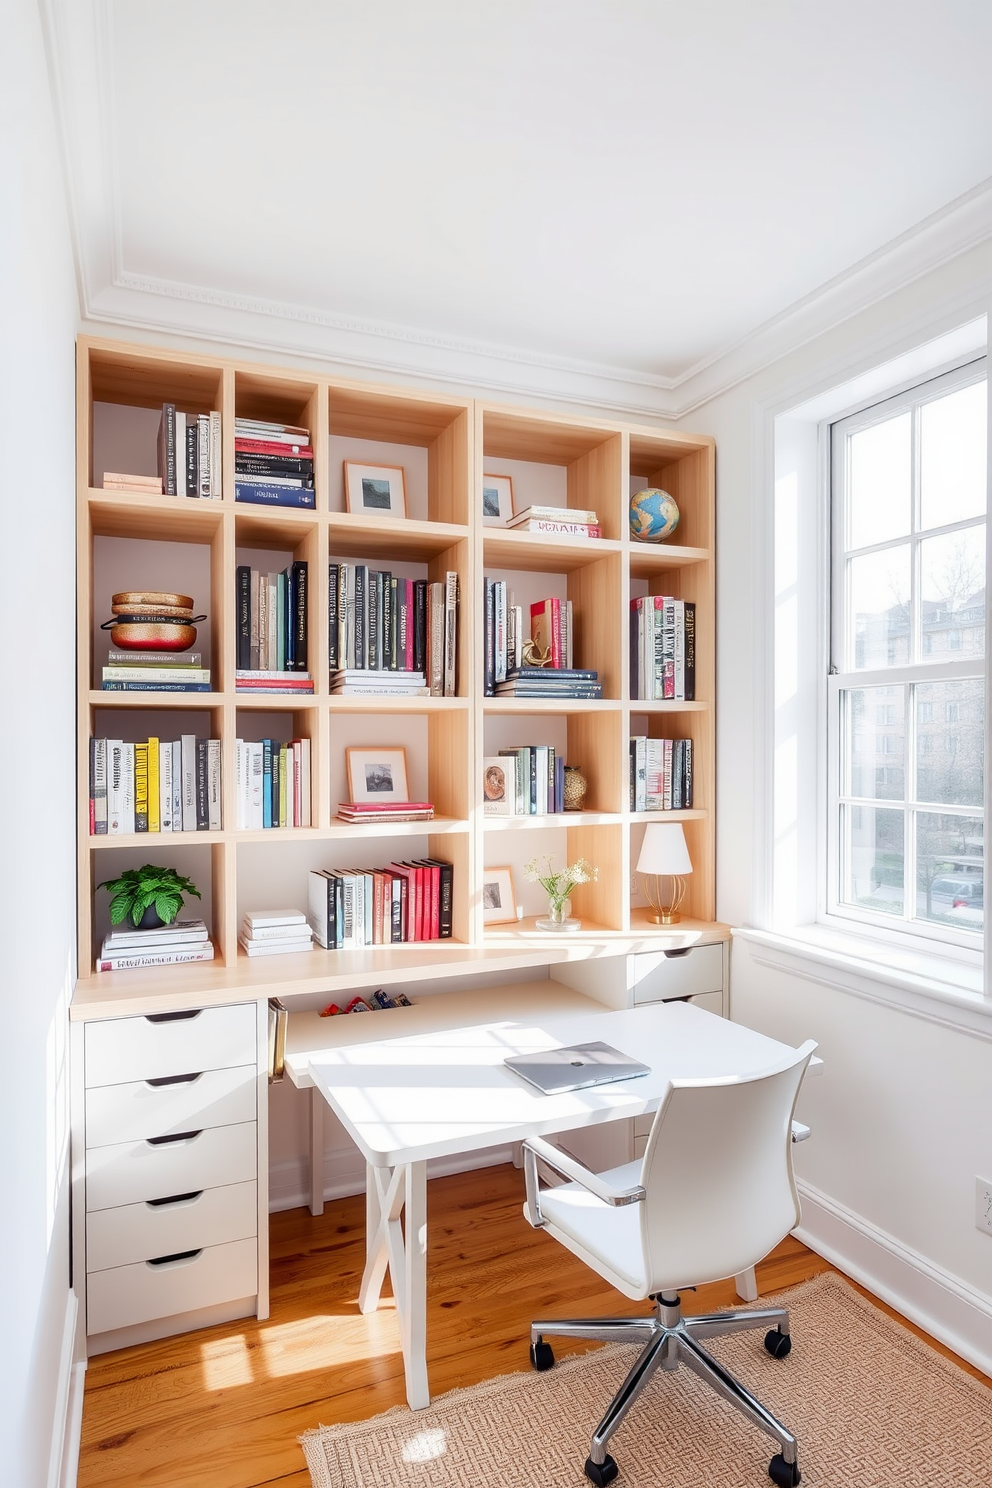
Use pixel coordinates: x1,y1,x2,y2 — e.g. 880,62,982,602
638,1040,817,1293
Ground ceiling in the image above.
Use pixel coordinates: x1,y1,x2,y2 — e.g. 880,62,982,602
47,0,992,415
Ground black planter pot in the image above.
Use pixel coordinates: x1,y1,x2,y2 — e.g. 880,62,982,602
136,905,167,930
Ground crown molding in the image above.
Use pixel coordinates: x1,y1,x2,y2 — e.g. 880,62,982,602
42,0,992,422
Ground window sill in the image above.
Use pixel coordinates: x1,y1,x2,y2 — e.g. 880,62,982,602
732,924,992,1038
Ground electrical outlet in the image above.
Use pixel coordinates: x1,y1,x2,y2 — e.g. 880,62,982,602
976,1178,992,1236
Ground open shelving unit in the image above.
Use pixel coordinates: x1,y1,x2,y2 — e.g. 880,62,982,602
76,337,721,1008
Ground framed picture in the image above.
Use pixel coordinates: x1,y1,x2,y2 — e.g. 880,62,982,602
346,746,410,804
344,462,408,519
482,473,514,526
482,865,518,924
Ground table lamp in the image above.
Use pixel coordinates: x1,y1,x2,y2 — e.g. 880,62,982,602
636,822,692,924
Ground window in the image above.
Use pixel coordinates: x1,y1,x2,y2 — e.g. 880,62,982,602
829,363,986,944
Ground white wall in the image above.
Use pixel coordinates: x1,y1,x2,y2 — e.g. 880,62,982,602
0,2,80,1482
686,243,992,1373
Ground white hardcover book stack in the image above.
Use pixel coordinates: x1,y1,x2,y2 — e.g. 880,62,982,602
96,919,213,973
239,908,314,957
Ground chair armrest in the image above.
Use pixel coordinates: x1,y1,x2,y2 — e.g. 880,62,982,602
522,1134,646,1229
791,1120,811,1143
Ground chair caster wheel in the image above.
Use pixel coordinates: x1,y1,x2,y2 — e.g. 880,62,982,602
764,1327,792,1359
768,1452,801,1486
530,1339,555,1371
584,1454,619,1486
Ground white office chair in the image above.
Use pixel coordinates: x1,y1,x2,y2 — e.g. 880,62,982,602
522,1039,817,1488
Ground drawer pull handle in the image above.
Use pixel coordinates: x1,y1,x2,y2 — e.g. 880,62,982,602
662,947,692,958
146,1249,202,1268
147,1190,204,1208
145,1072,202,1088
146,1130,202,1146
145,1010,202,1024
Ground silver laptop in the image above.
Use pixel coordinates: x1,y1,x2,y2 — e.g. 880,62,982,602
504,1041,650,1095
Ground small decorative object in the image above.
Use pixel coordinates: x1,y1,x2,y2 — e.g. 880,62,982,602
636,822,692,923
98,863,201,929
483,756,516,816
346,745,410,804
521,639,552,668
562,765,588,812
525,854,597,932
100,590,205,651
482,473,514,525
482,865,519,924
344,461,407,518
630,486,680,543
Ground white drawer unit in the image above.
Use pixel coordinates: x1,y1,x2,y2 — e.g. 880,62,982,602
85,1065,256,1148
84,1003,258,1088
630,945,724,1004
86,1121,258,1213
550,938,729,1016
86,1237,258,1337
87,1181,258,1273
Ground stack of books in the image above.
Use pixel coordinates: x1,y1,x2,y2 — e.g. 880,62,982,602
506,504,601,538
336,801,434,824
331,669,428,697
90,736,221,834
239,909,313,957
495,668,602,700
629,736,694,811
101,650,211,693
236,739,311,828
308,860,453,948
484,749,565,815
96,919,213,974
630,595,696,700
236,561,310,686
234,418,314,508
102,471,163,495
329,564,458,696
156,404,222,498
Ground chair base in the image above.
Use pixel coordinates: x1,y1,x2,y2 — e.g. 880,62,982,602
530,1293,800,1484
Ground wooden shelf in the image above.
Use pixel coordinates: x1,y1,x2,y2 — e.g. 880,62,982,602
483,698,620,714
482,812,622,830
483,530,622,573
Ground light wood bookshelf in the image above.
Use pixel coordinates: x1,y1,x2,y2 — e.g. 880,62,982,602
76,337,719,1006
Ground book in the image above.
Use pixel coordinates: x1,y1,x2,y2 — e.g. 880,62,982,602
507,505,597,526
235,482,316,508
511,519,602,537
101,680,212,692
238,937,314,957
102,667,211,684
243,908,308,929
102,472,163,493
96,944,215,973
444,570,458,697
483,755,515,816
90,738,107,835
239,918,311,942
103,919,209,950
106,650,203,667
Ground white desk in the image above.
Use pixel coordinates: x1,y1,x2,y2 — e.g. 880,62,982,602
289,999,803,1409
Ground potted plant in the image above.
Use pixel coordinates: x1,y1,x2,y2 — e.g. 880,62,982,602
97,864,201,929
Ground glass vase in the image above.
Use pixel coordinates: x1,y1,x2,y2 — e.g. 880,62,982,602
535,897,581,933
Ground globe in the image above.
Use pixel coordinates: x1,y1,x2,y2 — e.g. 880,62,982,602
630,486,680,543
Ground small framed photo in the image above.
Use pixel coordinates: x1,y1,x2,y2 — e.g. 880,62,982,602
344,462,408,519
346,746,410,804
483,755,516,816
482,473,514,526
482,865,518,924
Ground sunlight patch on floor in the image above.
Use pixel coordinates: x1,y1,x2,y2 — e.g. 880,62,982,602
258,1310,401,1377
200,1334,255,1390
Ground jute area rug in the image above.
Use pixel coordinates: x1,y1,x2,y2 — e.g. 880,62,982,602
300,1273,991,1487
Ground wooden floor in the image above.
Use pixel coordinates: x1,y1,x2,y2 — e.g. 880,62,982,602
77,1162,987,1488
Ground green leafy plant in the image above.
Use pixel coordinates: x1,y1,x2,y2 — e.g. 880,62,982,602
97,864,201,927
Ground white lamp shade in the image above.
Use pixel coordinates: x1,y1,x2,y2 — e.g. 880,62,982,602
636,823,692,876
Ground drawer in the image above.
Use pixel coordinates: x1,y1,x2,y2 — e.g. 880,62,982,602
86,1065,257,1148
86,1236,258,1336
633,1133,648,1160
86,1121,257,1212
630,944,724,1004
84,1003,257,1089
87,1181,257,1273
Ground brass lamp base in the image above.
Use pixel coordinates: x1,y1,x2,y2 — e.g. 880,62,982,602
642,873,687,926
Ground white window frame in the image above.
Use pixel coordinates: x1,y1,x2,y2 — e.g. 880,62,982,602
825,359,987,952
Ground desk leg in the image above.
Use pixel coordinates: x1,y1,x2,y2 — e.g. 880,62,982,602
358,1159,430,1410
308,1090,324,1217
735,1266,758,1302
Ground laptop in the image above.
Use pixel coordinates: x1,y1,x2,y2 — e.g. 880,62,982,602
504,1041,650,1095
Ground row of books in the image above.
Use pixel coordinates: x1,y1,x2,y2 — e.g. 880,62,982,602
506,503,601,538
101,650,212,694
308,860,453,948
239,909,314,957
483,749,567,815
235,739,312,829
319,989,413,1015
89,737,221,835
234,417,315,508
483,579,522,690
96,919,213,974
630,596,696,701
495,668,602,699
236,561,310,682
157,404,222,498
329,565,459,695
629,735,694,811
332,668,427,697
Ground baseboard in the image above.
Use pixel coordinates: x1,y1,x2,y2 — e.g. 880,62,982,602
795,1179,992,1378
269,1144,517,1213
49,1289,84,1488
